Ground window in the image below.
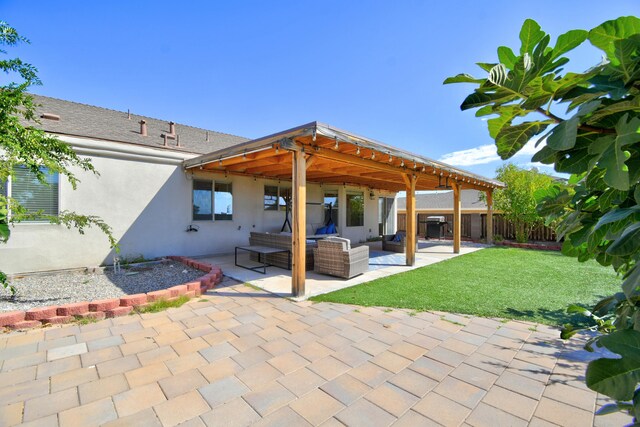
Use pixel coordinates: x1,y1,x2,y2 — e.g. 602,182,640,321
264,185,278,211
3,166,59,222
264,185,291,211
279,187,291,212
346,192,364,227
214,182,233,220
193,180,213,220
193,180,232,221
324,191,339,225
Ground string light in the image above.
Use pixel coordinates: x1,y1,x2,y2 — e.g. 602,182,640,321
356,146,360,155
334,137,339,149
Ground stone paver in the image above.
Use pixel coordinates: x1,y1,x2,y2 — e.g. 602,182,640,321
0,279,632,426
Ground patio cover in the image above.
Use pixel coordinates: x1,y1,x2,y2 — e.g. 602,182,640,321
184,122,504,296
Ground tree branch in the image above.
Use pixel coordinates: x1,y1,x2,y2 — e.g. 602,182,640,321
536,108,616,135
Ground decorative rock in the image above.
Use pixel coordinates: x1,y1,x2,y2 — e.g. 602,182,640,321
25,306,58,321
105,306,133,318
42,315,73,325
57,302,90,316
89,299,120,312
0,311,26,327
119,294,147,307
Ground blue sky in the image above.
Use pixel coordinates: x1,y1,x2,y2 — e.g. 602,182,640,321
2,1,638,179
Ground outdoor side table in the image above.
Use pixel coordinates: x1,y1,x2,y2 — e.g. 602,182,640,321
235,245,291,274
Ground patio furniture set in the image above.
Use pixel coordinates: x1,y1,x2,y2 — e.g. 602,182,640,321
235,230,409,279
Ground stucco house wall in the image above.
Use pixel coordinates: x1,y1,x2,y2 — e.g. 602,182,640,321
2,135,392,274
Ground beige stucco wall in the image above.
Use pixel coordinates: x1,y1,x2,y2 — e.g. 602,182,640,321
1,136,395,274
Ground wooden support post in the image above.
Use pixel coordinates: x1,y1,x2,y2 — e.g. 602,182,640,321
485,189,494,244
291,150,306,297
453,182,461,254
405,174,416,266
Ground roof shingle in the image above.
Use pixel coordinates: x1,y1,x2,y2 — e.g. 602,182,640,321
26,94,249,154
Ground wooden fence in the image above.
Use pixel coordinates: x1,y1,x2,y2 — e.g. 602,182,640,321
397,213,556,242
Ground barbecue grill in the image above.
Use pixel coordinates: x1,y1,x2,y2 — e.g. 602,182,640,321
425,216,447,239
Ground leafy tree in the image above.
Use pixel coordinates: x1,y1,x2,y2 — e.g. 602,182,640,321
489,163,556,242
1,21,117,295
445,16,640,421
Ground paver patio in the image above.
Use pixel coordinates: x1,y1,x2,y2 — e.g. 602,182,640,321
202,240,486,299
0,278,633,426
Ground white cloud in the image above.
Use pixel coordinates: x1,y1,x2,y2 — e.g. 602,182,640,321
438,144,500,166
438,136,547,167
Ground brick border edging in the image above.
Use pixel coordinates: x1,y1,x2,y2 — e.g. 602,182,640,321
494,240,562,251
0,256,223,331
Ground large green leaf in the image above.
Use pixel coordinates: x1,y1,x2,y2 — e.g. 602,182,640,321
519,19,545,55
589,16,640,62
586,330,640,401
460,89,520,111
622,265,640,299
588,98,640,124
606,222,640,256
495,122,551,159
615,114,640,147
487,106,523,139
552,29,589,59
443,74,485,84
546,116,579,150
497,46,516,69
598,140,631,190
594,206,640,231
613,36,640,82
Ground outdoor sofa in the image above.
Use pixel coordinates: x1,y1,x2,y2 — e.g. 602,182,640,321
313,237,369,279
382,230,408,253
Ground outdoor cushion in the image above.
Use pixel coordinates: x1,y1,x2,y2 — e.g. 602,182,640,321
393,233,402,242
326,236,351,251
317,226,328,234
327,223,337,234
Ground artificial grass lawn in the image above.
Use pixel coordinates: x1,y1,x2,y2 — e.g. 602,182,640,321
310,247,619,326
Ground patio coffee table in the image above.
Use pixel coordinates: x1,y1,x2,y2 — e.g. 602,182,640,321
235,245,291,274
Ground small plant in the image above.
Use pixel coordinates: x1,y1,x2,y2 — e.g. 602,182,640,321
353,308,361,313
134,295,190,314
409,310,418,317
198,298,208,302
120,254,149,266
529,325,538,332
493,234,504,243
384,308,393,313
73,315,98,325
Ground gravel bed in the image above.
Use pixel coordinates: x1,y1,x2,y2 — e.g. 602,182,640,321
0,261,204,312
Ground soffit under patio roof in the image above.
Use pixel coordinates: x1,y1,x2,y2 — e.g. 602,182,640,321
183,122,504,193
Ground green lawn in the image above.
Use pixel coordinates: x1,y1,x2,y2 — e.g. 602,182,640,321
310,247,619,326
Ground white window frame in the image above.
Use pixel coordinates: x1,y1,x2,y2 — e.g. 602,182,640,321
3,166,61,224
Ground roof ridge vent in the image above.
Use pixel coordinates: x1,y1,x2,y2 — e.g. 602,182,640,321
169,121,175,135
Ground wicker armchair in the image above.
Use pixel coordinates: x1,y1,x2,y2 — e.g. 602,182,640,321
313,237,369,279
382,230,407,253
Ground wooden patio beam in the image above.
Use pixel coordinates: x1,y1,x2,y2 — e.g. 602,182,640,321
405,173,417,266
485,189,494,244
291,150,306,297
453,182,461,254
